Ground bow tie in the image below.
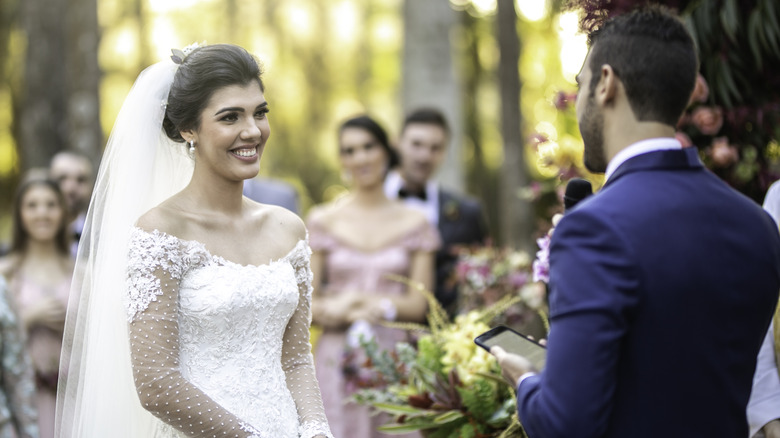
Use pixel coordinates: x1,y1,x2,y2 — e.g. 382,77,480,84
398,187,427,201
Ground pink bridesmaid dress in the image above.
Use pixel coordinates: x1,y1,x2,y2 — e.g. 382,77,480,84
309,216,440,438
10,274,70,438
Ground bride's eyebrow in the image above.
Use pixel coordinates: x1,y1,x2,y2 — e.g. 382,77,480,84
214,101,268,116
214,107,244,116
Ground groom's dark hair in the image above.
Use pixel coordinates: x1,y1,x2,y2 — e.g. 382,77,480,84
586,6,698,126
163,44,264,143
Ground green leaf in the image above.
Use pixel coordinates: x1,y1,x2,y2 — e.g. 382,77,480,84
748,10,765,68
761,0,780,56
376,421,441,434
719,0,739,43
371,403,433,416
720,61,742,105
434,410,466,424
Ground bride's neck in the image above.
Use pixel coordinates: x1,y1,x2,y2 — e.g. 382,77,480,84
183,175,246,215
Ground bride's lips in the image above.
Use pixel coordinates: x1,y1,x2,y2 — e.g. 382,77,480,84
230,145,259,161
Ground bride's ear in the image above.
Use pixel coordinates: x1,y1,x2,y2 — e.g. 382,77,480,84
180,129,194,143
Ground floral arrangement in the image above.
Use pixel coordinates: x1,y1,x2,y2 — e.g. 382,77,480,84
453,245,547,317
351,280,528,437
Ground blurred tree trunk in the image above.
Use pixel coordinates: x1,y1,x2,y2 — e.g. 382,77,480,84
496,0,533,251
402,0,463,193
65,0,102,164
19,0,67,171
462,10,498,241
18,0,101,172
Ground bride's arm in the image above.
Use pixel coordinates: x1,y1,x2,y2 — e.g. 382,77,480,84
126,230,265,438
282,241,334,438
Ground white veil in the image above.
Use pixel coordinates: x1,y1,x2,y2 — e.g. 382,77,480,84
55,60,195,437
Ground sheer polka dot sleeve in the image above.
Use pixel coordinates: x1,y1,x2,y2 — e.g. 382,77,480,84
126,229,265,437
283,242,334,438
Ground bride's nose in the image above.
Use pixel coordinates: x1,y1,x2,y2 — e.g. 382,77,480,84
240,119,263,140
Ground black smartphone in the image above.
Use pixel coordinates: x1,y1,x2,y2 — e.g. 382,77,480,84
474,325,547,371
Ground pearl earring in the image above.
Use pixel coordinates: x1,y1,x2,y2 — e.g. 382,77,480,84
189,140,195,154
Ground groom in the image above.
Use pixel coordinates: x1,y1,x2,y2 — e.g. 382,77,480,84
385,108,488,315
492,6,780,438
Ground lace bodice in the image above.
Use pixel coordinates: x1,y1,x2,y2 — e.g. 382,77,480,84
126,228,332,438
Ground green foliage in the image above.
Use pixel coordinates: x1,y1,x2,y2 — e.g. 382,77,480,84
458,378,500,422
351,283,530,437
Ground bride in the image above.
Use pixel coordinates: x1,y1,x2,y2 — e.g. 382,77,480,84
55,43,333,438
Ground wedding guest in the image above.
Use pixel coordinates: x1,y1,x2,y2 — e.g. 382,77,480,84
492,7,780,438
0,276,39,438
748,179,780,438
384,108,488,315
308,115,439,438
49,151,93,256
0,178,72,438
56,43,332,438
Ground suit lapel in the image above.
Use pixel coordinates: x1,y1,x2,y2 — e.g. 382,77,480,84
604,147,704,188
437,189,452,238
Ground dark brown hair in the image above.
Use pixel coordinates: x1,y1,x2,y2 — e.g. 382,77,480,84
162,44,264,143
586,6,698,126
339,115,400,168
10,178,70,256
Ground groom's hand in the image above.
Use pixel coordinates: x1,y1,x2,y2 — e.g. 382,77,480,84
491,346,535,388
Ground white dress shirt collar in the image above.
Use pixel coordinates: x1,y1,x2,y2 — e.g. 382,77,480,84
384,170,440,225
604,137,682,182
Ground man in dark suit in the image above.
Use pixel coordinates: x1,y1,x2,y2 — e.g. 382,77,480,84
384,108,488,315
492,7,780,438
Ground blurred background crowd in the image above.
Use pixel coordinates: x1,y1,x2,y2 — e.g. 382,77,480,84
0,0,778,437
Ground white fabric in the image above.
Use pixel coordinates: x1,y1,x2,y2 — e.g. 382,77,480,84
604,137,682,182
747,185,780,437
748,324,780,437
56,59,332,437
763,181,780,223
56,61,194,438
384,170,440,225
126,228,332,437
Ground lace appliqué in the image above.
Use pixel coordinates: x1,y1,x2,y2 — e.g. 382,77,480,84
289,240,314,301
126,228,200,321
126,227,333,438
300,420,335,438
239,422,262,437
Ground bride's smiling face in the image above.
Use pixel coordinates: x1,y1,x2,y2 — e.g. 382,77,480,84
185,81,270,182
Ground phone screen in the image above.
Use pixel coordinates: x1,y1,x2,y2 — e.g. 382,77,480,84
475,326,546,371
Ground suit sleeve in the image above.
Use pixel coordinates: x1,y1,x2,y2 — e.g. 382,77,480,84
463,198,489,243
516,210,641,438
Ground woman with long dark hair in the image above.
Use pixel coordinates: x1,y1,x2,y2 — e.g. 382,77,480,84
56,44,332,438
0,177,72,438
307,115,439,438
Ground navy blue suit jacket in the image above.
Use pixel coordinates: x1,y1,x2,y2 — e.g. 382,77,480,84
517,148,780,438
436,189,488,314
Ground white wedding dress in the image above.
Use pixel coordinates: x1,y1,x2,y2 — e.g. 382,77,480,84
125,227,333,438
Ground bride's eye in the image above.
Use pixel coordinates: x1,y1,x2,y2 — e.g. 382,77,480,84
255,108,270,119
220,113,239,122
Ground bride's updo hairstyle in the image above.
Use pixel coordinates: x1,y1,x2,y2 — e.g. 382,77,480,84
163,43,264,143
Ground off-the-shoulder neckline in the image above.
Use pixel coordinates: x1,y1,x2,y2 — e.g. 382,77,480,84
131,227,308,269
309,219,434,254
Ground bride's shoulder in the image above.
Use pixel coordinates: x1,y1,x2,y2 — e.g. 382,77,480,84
252,203,307,243
134,200,187,236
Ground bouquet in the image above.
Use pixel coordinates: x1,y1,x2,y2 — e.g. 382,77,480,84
453,245,547,337
351,278,529,437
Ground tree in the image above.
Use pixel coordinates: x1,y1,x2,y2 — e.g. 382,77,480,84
17,0,101,172
496,0,533,251
402,0,464,193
